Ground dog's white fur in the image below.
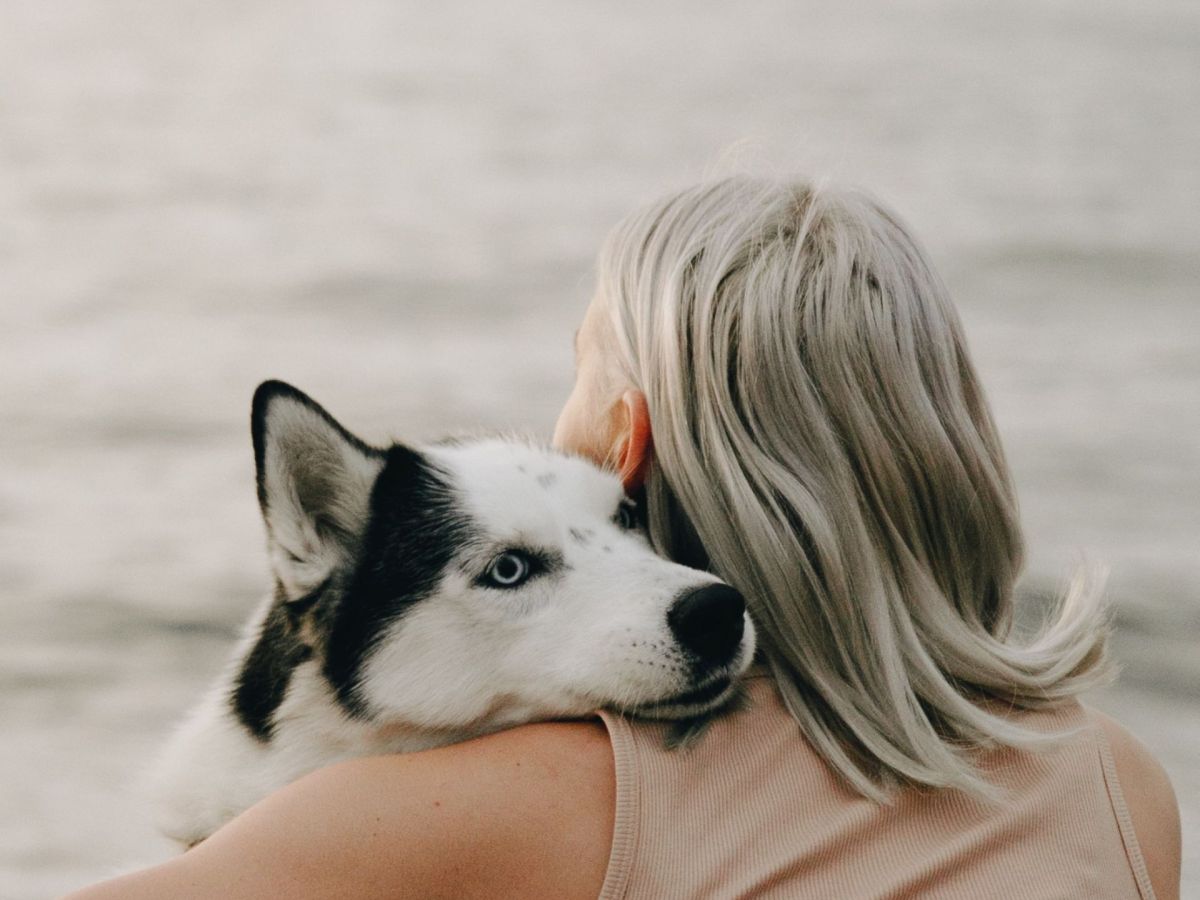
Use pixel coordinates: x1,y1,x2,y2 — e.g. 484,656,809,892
149,386,755,847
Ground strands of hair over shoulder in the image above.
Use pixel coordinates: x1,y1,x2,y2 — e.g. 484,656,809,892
597,176,1113,801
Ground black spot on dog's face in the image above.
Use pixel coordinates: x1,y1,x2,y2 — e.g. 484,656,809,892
322,445,473,716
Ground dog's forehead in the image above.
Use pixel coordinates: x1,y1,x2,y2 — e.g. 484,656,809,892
425,440,622,536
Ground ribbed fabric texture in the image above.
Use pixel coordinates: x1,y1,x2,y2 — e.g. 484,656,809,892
597,672,1155,900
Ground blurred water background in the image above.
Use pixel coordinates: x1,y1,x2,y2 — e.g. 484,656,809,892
1,1,1197,896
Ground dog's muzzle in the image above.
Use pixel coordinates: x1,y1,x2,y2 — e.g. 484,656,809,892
620,583,749,722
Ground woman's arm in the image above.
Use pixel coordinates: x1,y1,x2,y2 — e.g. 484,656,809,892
65,721,616,900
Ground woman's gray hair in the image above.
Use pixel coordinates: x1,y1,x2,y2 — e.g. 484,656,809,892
597,175,1112,800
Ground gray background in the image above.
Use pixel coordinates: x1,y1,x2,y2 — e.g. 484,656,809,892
1,1,1196,896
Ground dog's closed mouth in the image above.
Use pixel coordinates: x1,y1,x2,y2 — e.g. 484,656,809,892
629,676,733,715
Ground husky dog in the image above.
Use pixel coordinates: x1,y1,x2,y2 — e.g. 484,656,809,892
151,381,756,846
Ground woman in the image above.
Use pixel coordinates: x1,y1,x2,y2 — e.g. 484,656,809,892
70,177,1180,899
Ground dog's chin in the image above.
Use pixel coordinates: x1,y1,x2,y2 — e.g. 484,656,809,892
620,674,738,722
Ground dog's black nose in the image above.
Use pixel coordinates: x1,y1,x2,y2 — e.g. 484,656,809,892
668,584,745,668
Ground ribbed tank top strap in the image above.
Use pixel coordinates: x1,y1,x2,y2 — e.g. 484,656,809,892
1092,712,1158,900
596,709,639,900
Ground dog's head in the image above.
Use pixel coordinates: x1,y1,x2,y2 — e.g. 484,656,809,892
249,381,756,735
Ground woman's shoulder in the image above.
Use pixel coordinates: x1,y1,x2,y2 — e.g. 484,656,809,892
1087,707,1182,900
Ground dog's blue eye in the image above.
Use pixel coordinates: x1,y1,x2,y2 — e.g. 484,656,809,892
484,551,532,588
616,500,639,531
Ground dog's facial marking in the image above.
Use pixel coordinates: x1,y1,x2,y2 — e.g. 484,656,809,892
322,444,474,717
536,472,557,488
568,526,590,546
232,587,315,741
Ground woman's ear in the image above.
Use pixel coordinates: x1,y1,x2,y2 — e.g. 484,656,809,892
615,390,653,493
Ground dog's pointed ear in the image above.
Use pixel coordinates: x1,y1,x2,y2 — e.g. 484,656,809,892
251,381,384,599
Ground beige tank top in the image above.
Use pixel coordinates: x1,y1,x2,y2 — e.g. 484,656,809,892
596,671,1155,899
